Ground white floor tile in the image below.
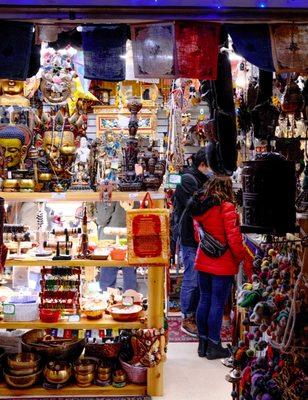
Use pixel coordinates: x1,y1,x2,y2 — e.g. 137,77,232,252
153,342,230,400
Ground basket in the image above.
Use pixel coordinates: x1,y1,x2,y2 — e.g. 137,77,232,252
39,309,61,323
120,358,147,384
3,302,38,322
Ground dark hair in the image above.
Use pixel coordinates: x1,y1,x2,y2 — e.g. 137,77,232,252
191,148,208,168
203,176,234,203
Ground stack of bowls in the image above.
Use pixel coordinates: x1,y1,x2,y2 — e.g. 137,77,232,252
4,353,42,388
96,360,112,386
73,358,96,387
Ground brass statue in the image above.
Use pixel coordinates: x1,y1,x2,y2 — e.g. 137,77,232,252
0,80,30,107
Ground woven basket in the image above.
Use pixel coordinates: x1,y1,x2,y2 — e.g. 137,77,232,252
120,358,147,384
85,342,122,359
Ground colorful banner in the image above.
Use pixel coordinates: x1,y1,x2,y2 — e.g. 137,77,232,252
82,24,129,81
175,22,220,80
227,24,275,72
270,24,308,74
131,22,176,79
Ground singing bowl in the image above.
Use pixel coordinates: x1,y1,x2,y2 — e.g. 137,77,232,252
7,353,41,371
44,361,72,384
39,173,53,181
18,179,35,190
22,329,85,361
75,371,95,387
73,358,96,374
4,369,42,388
2,179,18,188
97,371,111,381
82,308,104,320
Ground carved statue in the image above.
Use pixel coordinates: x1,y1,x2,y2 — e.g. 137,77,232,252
0,80,30,107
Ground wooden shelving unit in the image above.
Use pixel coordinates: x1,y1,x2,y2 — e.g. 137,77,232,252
0,191,167,397
0,191,165,203
0,383,147,398
0,313,145,330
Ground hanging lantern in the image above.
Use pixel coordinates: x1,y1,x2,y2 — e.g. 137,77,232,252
241,152,296,234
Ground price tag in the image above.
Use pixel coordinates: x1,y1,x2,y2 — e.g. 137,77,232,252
168,174,182,185
51,193,66,200
151,193,164,199
67,314,80,323
3,304,15,315
129,193,138,199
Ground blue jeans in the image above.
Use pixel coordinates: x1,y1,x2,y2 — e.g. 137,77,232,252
99,267,137,292
196,272,233,343
180,245,199,318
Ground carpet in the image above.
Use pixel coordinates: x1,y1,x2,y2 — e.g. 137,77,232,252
167,316,233,343
5,397,151,400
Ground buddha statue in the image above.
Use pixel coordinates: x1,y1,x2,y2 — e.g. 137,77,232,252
0,125,28,170
0,80,30,107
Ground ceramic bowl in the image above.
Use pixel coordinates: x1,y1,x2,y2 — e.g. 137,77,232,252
44,361,72,384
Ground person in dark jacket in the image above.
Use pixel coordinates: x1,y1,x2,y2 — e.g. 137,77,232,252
192,176,252,359
173,148,212,337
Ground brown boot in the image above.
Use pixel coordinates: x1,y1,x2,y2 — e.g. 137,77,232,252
181,317,198,337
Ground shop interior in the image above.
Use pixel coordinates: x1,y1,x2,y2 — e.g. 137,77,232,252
0,2,307,400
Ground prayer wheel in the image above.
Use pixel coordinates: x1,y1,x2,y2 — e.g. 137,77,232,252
241,153,296,234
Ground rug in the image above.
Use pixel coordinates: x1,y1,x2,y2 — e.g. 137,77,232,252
167,316,233,343
5,397,151,400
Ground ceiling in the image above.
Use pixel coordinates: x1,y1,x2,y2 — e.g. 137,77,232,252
0,0,307,23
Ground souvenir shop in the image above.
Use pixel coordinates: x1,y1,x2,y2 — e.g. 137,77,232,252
0,1,307,399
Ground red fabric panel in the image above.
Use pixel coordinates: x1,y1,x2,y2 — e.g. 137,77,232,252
175,22,220,80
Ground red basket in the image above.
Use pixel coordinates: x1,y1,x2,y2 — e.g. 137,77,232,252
39,309,61,323
120,358,147,384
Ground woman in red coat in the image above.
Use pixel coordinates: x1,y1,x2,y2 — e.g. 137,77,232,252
192,176,252,360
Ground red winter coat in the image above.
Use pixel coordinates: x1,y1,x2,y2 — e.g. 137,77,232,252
193,201,252,277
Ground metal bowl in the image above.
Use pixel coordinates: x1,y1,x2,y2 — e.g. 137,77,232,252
73,358,96,374
44,361,72,384
22,329,85,361
108,303,143,322
75,371,95,387
4,369,42,389
7,353,41,371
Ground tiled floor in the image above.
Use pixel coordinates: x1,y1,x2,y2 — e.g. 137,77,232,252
154,342,230,400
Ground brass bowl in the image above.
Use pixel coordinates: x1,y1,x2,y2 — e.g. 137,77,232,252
82,309,104,320
4,369,42,388
44,361,72,384
73,358,96,374
97,371,111,381
18,179,35,190
75,371,95,387
7,353,41,371
97,365,111,375
39,173,52,181
2,179,18,189
112,369,126,383
9,365,39,376
60,146,76,155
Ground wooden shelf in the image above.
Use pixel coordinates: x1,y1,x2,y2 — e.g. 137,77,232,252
0,191,165,203
0,383,147,398
5,258,131,267
0,313,145,330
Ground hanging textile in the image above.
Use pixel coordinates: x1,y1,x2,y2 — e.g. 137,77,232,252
131,22,176,79
27,40,41,78
82,25,129,81
175,22,220,80
270,24,308,74
0,21,34,80
49,28,82,51
73,51,91,92
227,24,275,72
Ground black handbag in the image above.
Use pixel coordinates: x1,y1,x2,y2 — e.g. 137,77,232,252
198,222,228,258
